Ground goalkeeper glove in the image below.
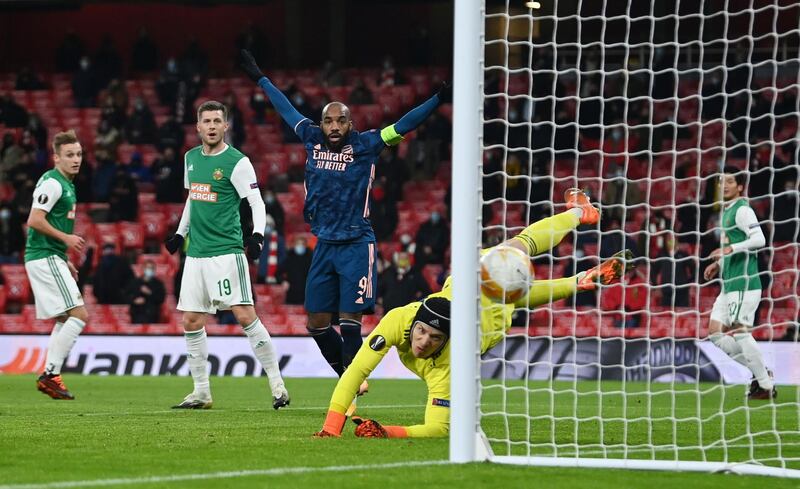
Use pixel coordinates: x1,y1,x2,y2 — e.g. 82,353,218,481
352,416,388,438
164,234,184,255
245,233,264,260
435,81,451,104
240,49,266,83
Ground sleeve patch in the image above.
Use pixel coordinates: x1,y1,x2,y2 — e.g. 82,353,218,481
748,223,759,229
250,182,259,189
431,398,450,407
369,335,386,351
37,194,49,205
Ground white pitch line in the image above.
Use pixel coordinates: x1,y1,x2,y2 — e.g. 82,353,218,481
0,460,451,489
0,403,427,418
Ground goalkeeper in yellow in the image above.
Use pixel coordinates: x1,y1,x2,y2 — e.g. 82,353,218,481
315,189,632,438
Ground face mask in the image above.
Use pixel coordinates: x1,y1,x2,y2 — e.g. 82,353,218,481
400,234,412,245
430,212,441,223
80,58,89,70
294,245,306,255
143,269,155,280
0,209,10,220
264,195,275,204
292,94,304,105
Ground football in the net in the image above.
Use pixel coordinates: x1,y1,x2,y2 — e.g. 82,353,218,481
480,245,534,303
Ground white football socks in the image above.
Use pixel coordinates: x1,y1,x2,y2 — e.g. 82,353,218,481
243,318,285,395
44,317,84,375
184,327,210,396
709,332,748,368
734,332,773,390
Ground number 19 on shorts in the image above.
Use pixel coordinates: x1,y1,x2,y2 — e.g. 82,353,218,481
218,279,232,296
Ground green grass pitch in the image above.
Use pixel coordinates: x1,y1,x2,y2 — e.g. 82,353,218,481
1,375,799,489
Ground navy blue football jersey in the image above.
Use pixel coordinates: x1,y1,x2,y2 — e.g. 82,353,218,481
296,119,386,242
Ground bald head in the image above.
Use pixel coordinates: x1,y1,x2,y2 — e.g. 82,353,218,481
321,102,352,150
321,102,351,121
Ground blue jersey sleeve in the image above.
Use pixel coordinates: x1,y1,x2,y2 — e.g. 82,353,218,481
295,119,323,143
257,77,308,135
359,129,386,155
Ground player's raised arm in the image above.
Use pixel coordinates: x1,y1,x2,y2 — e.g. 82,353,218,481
240,49,307,133
380,82,451,146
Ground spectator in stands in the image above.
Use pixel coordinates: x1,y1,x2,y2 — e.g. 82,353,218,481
107,166,139,221
0,94,29,128
179,39,209,79
100,93,128,131
131,27,159,72
563,250,597,307
126,97,157,144
319,60,344,87
15,67,46,91
378,55,402,87
414,210,449,266
369,182,398,241
503,152,529,202
263,189,286,235
176,73,204,124
652,237,695,307
399,232,416,256
72,56,99,108
0,201,24,263
91,148,118,202
279,236,313,305
375,145,408,203
0,133,24,181
25,114,47,150
128,260,166,323
6,150,39,188
94,119,122,155
93,35,122,89
602,166,643,224
378,251,431,313
348,79,374,105
55,30,85,73
152,147,184,203
223,92,246,149
773,179,798,242
156,115,185,151
257,215,285,284
125,152,152,183
156,57,181,107
406,123,441,180
93,243,134,304
250,90,269,125
623,265,649,328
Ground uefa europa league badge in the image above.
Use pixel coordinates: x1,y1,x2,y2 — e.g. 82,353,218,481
212,168,224,181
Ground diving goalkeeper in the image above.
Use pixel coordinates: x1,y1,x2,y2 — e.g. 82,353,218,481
315,188,633,438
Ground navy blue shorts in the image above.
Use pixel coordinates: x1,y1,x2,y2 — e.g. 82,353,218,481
304,240,377,314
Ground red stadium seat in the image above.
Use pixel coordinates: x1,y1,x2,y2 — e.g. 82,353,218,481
119,222,145,250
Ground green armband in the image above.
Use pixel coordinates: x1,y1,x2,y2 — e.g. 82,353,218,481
380,125,404,146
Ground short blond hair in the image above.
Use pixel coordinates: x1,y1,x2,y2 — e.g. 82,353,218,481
52,130,80,155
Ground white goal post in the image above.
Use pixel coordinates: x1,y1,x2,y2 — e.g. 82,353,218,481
450,0,800,478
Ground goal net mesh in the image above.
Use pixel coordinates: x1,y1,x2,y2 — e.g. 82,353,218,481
476,0,800,474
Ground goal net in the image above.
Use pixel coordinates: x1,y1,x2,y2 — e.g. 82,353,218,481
450,0,800,478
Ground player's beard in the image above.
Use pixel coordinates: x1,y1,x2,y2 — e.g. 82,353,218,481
324,131,348,152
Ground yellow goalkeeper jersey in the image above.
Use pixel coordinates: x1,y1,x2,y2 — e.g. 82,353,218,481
327,276,514,437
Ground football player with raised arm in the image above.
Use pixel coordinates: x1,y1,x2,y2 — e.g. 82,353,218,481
241,50,449,396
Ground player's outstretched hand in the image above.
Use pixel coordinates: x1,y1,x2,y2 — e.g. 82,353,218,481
240,49,265,83
164,234,184,255
245,233,264,260
436,81,452,104
352,416,388,438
